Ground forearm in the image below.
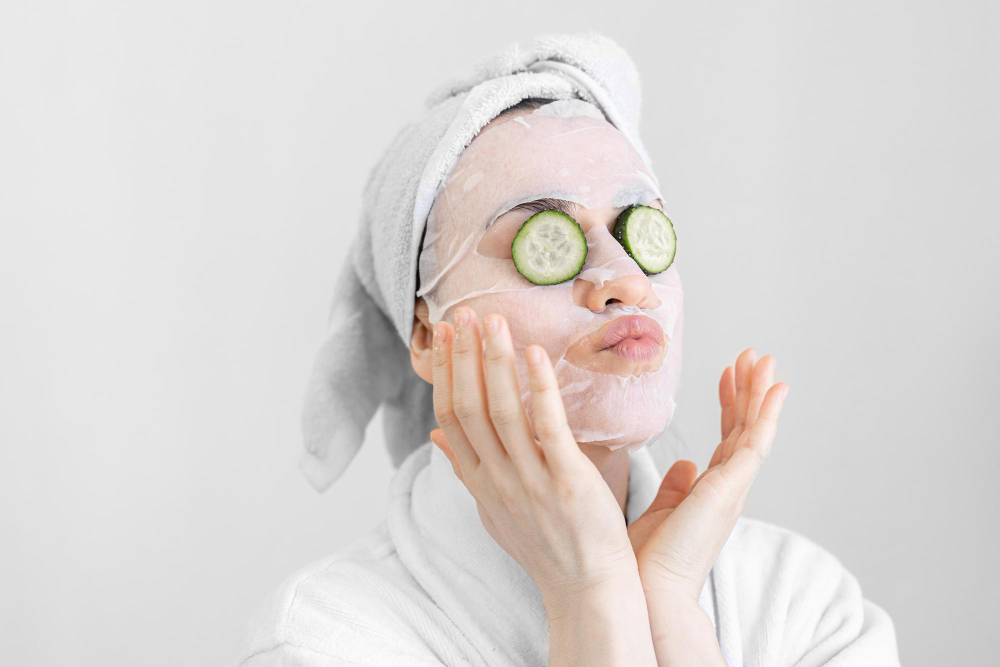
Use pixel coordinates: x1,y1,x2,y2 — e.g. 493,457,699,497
544,571,658,667
645,595,726,667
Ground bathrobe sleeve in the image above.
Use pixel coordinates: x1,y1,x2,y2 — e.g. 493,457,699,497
234,565,443,666
233,525,477,667
712,517,901,666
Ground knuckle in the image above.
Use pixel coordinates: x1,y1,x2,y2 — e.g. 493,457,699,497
431,349,450,369
432,390,453,418
432,385,450,408
433,407,458,430
701,475,733,511
551,475,578,502
452,393,482,422
482,345,509,365
532,416,563,442
748,444,769,465
528,373,552,394
450,339,476,361
487,402,520,429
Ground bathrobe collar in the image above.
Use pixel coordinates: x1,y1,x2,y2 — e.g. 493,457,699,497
386,440,667,666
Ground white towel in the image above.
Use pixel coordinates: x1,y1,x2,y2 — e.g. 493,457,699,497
300,32,656,491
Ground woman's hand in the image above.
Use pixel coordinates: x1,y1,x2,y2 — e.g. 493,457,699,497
429,306,639,604
634,348,787,600
627,349,787,666
430,307,659,666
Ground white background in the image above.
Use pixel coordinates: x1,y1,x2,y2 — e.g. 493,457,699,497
2,2,997,665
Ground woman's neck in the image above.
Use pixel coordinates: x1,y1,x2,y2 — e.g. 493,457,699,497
578,442,630,517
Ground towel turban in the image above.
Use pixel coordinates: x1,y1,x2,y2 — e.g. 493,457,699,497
300,32,659,491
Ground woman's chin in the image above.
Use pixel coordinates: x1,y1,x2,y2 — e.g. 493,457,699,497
569,410,670,452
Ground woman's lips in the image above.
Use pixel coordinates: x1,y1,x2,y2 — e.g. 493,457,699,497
564,313,668,373
598,314,665,362
599,314,664,348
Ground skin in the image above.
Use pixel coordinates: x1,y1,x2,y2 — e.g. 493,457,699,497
409,109,789,665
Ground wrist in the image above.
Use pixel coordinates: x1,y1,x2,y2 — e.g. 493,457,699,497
645,597,709,634
636,555,704,603
544,569,659,667
542,565,644,622
645,598,725,667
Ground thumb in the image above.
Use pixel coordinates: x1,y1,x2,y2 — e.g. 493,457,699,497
629,460,699,554
430,428,463,482
646,460,699,513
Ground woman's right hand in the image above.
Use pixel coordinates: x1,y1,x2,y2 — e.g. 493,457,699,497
428,306,639,610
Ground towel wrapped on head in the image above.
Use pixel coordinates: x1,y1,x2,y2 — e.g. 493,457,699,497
300,32,659,492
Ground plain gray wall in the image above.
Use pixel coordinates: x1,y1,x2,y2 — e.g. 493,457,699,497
1,1,997,665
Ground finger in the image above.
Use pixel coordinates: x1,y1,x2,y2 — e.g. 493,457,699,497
732,348,756,431
481,313,545,475
629,460,698,555
719,366,736,441
431,320,479,474
746,355,776,426
724,348,756,461
723,383,788,490
690,463,718,493
430,428,463,482
647,460,698,513
708,441,725,468
743,382,788,460
450,307,506,465
524,344,579,476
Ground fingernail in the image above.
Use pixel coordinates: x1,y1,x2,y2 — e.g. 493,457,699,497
526,345,543,366
433,322,445,346
781,386,789,401
455,308,469,328
485,314,500,334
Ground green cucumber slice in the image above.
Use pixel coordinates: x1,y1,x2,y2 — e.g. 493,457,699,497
511,210,588,285
613,205,677,275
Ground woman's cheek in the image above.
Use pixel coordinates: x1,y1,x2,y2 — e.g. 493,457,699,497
460,288,579,357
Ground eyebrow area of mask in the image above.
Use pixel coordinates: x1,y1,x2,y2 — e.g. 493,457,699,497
487,186,665,228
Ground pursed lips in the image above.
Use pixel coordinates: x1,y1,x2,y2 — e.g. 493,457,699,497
562,312,669,373
596,314,665,350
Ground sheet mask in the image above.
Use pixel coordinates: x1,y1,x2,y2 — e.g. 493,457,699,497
530,98,607,121
417,106,684,452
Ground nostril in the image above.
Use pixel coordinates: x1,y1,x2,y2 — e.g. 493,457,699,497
604,297,622,306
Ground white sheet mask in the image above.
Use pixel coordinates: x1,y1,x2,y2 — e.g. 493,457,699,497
417,108,684,452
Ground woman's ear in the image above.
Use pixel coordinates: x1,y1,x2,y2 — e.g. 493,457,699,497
410,297,434,384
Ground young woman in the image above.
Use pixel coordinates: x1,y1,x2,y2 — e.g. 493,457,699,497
237,34,899,666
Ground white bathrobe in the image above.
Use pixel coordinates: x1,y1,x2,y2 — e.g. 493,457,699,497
235,442,900,666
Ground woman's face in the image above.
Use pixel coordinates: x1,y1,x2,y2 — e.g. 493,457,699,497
418,108,684,451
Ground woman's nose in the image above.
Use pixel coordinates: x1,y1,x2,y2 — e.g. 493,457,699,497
583,271,659,311
574,227,662,312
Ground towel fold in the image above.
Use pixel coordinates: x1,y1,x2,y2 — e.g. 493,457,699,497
300,32,656,491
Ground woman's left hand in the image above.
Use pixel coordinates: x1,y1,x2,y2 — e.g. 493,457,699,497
629,348,788,605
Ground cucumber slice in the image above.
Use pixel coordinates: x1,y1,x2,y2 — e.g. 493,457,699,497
511,210,588,285
613,205,677,275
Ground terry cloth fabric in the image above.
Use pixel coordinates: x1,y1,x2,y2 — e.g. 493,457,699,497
235,442,901,666
299,32,657,492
